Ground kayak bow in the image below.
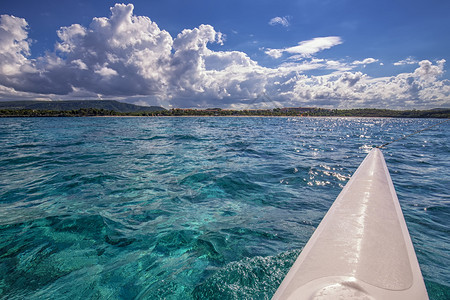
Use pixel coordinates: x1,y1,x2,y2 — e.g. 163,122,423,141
273,148,428,299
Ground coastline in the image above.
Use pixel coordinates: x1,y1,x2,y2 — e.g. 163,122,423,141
1,114,449,119
1,107,449,119
1,115,449,119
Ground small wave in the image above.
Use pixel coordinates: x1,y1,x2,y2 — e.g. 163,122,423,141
145,135,167,141
1,155,46,167
52,141,85,148
153,230,198,254
425,280,450,299
173,134,202,141
57,173,121,192
10,143,45,149
0,214,107,297
192,249,300,299
359,144,374,152
216,172,263,196
306,165,350,187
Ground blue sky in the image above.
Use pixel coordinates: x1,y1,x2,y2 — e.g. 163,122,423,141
1,0,449,108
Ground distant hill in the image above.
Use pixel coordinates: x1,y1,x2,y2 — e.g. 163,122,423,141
0,100,165,113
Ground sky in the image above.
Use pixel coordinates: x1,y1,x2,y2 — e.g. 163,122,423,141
1,0,449,109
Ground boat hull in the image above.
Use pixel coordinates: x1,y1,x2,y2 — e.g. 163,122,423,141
272,148,428,299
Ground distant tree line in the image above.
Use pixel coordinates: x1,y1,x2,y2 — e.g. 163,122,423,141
1,107,449,118
0,108,122,117
304,108,450,118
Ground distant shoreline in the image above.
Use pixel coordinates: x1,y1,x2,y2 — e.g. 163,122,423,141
1,115,449,119
1,107,449,118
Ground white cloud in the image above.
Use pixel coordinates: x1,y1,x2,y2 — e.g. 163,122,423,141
2,4,175,96
413,59,445,80
266,36,342,59
394,57,418,66
71,59,88,70
277,58,351,73
94,65,119,78
285,60,450,108
352,58,378,65
269,16,290,27
0,15,33,76
265,49,283,59
0,5,448,109
285,36,343,56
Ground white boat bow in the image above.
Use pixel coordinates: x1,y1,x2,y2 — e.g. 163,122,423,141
272,148,428,299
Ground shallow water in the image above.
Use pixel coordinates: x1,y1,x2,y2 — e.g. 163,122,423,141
0,117,448,299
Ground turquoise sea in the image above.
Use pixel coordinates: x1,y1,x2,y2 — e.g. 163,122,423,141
0,117,448,299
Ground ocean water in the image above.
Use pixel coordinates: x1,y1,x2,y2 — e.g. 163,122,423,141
0,117,448,299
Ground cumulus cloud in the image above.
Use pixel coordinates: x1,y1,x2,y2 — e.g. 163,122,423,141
0,4,448,109
0,14,76,95
352,58,378,65
285,60,449,108
394,57,418,66
0,15,31,76
168,24,264,104
265,48,284,59
269,16,290,27
0,4,175,96
265,36,343,59
413,59,445,79
53,3,174,96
